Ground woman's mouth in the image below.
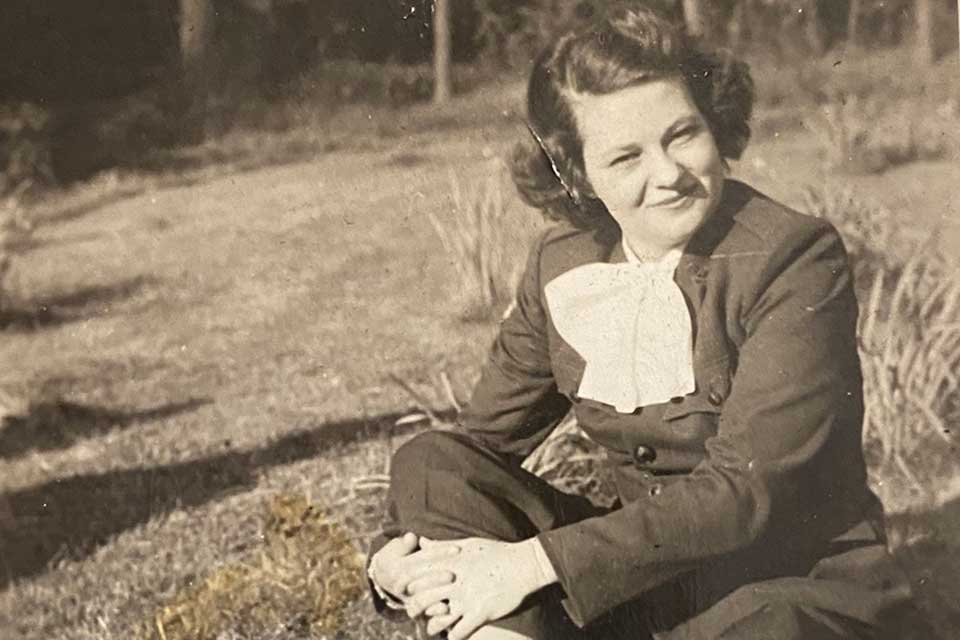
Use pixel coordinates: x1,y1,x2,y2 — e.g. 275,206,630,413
651,191,694,209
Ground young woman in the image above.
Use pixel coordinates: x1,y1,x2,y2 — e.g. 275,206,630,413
367,5,918,639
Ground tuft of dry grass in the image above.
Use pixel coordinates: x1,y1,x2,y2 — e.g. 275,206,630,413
138,493,366,640
856,252,960,511
521,414,615,508
806,185,960,636
806,185,960,509
428,161,542,322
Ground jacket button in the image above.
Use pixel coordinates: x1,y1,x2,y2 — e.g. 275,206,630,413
708,389,724,406
632,445,657,465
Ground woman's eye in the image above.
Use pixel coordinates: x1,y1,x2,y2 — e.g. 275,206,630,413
610,152,641,167
672,125,700,143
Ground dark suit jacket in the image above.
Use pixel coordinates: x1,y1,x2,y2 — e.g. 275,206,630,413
460,180,874,626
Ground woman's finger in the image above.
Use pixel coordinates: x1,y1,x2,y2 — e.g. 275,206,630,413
418,537,466,553
406,570,456,595
376,532,419,560
368,533,422,595
394,544,461,583
411,541,461,559
447,610,488,640
426,613,461,636
423,602,448,618
405,584,457,619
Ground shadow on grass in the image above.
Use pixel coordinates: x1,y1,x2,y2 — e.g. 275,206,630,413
0,275,157,332
38,186,147,227
0,398,213,460
0,408,454,588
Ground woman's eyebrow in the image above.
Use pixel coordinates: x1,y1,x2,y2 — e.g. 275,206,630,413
662,116,700,141
604,142,643,161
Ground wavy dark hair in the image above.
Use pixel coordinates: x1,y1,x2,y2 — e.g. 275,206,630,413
510,3,755,231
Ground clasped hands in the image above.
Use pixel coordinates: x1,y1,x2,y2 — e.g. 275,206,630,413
369,532,555,639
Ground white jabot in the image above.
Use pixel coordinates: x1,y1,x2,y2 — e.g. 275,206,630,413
544,242,695,413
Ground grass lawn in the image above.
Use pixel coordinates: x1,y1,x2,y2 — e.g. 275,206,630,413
1,53,959,638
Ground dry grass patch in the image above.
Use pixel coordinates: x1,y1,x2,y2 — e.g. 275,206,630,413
141,493,365,640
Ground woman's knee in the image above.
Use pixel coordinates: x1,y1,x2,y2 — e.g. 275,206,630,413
390,429,478,478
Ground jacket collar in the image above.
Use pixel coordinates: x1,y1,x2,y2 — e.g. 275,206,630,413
594,179,750,301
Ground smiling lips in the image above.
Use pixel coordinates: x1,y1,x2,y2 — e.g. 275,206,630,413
649,189,696,209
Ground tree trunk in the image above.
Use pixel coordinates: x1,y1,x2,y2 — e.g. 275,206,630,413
682,0,707,39
847,0,862,47
728,0,750,50
179,0,215,139
914,0,935,65
433,0,452,104
804,0,824,54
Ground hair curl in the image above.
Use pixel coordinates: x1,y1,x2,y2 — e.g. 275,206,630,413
510,3,755,231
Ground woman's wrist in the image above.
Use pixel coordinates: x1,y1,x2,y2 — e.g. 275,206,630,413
524,537,559,590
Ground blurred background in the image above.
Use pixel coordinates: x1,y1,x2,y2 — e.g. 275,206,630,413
2,0,957,189
1,2,959,639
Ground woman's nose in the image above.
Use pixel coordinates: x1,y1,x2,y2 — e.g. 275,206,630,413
646,148,684,189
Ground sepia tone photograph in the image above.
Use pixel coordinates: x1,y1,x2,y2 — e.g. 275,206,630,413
1,1,959,638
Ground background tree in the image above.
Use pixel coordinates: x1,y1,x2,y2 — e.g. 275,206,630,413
914,0,935,64
848,0,863,47
178,0,214,139
433,0,453,103
682,0,707,38
727,0,755,51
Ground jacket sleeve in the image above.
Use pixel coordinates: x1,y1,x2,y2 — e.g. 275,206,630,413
537,221,868,627
458,230,572,465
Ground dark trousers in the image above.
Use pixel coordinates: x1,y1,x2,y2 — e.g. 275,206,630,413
378,430,921,639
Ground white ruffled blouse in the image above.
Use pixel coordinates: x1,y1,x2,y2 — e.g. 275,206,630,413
543,241,696,413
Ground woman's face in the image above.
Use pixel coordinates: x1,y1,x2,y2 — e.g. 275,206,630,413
573,78,725,257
